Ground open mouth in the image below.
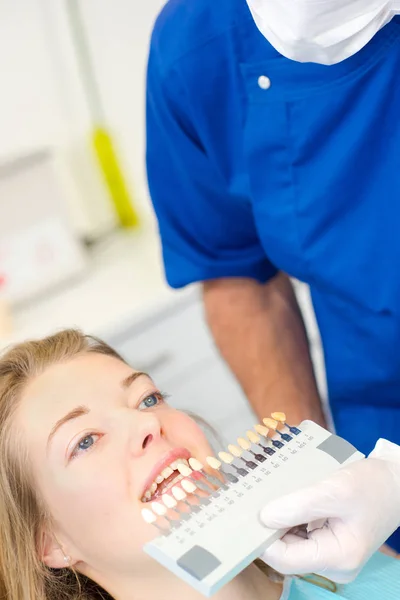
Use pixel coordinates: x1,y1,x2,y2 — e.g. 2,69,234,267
141,458,190,503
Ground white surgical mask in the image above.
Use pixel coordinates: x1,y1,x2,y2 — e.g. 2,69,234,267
246,0,400,65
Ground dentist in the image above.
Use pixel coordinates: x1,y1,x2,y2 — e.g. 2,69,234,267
146,0,400,561
246,0,400,581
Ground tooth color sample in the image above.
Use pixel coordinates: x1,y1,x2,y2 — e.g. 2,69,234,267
171,486,187,501
228,444,242,457
142,508,157,524
189,457,204,471
177,463,192,477
271,412,286,422
181,479,197,494
247,431,260,444
206,456,222,470
218,452,234,464
162,494,177,509
263,418,278,430
151,502,167,517
255,424,269,437
237,437,251,451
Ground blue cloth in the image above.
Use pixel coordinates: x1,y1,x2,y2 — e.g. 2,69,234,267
146,0,400,549
285,552,400,599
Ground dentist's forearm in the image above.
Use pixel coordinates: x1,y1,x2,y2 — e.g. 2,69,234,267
203,273,326,426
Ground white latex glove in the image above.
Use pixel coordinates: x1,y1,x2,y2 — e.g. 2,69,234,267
259,439,400,583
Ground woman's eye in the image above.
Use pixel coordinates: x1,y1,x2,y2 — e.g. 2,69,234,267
71,433,100,459
138,392,166,410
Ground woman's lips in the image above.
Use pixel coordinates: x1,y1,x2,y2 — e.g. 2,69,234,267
140,447,191,501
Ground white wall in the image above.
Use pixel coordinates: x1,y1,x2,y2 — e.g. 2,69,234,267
0,0,167,231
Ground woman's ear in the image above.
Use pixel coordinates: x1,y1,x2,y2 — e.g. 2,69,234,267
37,526,75,569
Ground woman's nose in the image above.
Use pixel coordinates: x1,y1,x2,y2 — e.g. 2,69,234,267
129,412,162,457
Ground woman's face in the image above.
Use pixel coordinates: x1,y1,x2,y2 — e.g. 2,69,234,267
15,352,214,576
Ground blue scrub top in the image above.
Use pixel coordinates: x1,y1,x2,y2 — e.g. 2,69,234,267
146,0,400,458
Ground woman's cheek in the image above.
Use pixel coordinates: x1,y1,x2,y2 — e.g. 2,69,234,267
163,409,212,454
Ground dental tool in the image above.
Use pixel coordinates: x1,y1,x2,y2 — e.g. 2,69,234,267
263,418,293,442
177,462,221,496
206,456,239,484
181,478,212,507
255,424,284,449
171,485,201,515
228,444,258,470
218,452,249,477
141,508,166,533
150,502,177,528
246,430,275,456
188,457,229,491
142,417,364,597
237,437,267,463
271,412,301,435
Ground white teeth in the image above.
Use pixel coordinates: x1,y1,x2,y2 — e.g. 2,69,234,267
161,473,183,493
141,458,191,502
170,458,189,470
161,466,174,479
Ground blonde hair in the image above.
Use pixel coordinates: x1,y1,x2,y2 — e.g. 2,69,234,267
0,329,119,600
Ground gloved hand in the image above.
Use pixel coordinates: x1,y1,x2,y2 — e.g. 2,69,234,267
259,439,400,583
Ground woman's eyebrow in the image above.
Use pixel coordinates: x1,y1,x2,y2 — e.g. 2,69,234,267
46,373,150,452
47,405,90,452
121,371,150,389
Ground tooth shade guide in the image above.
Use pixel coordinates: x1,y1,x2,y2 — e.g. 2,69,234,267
227,444,242,458
218,453,248,477
181,479,197,494
171,486,187,502
142,508,167,532
151,502,168,517
264,417,293,441
237,437,251,451
246,430,262,446
271,412,302,435
188,457,204,471
237,437,266,462
226,444,257,470
254,424,270,437
143,420,364,598
142,508,157,524
271,412,287,423
177,463,192,477
162,494,177,509
218,452,234,465
274,429,293,442
206,456,222,470
246,429,275,456
263,418,278,430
